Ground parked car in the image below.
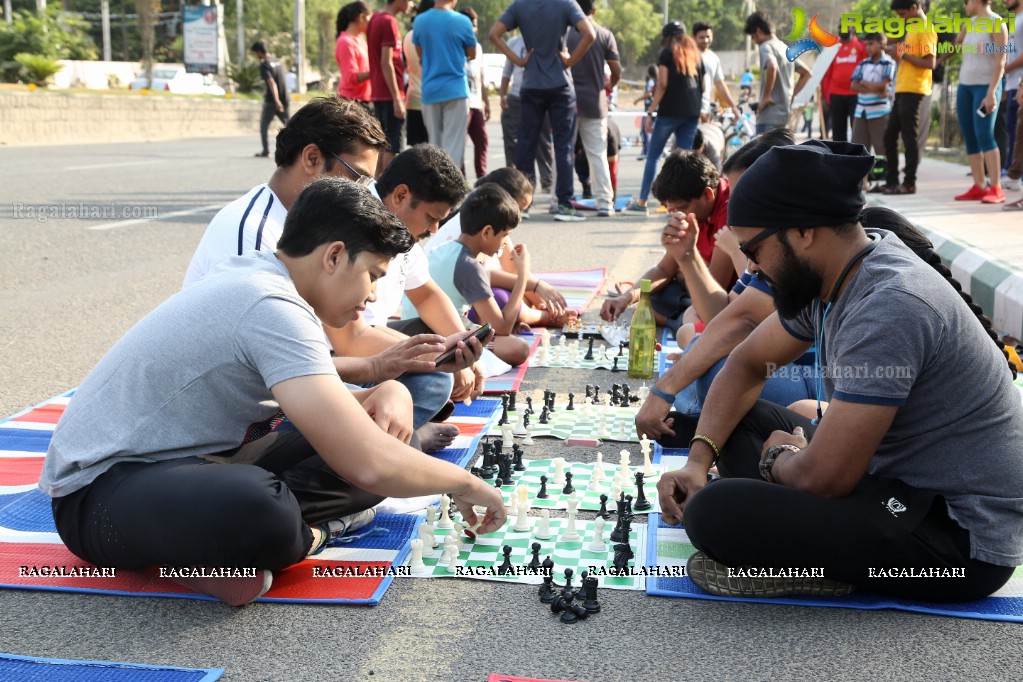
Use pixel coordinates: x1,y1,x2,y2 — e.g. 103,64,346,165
128,67,225,95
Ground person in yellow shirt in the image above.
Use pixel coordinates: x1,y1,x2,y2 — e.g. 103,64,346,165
881,0,937,195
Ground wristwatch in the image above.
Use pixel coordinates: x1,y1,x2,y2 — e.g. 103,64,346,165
759,444,801,483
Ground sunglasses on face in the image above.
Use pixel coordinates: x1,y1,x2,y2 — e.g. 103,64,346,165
328,151,374,187
738,227,782,265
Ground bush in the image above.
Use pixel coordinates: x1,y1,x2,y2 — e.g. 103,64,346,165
228,61,263,93
14,53,62,87
0,8,97,67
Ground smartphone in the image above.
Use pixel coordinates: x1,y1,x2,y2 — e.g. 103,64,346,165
977,105,990,118
434,323,492,366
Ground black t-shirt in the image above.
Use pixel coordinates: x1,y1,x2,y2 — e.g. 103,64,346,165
259,56,289,104
655,46,704,119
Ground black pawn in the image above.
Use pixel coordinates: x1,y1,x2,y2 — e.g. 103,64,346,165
634,472,652,511
494,477,504,489
582,576,601,614
611,356,620,373
537,475,549,499
611,384,622,406
527,542,542,571
498,545,514,575
585,384,593,400
597,493,610,519
522,411,530,429
566,393,575,411
563,567,575,593
525,396,533,414
499,393,510,425
551,589,578,623
584,337,595,360
481,442,495,479
618,341,626,357
512,445,525,471
624,494,634,516
539,406,550,424
493,438,503,458
538,557,557,603
622,384,632,404
592,385,601,404
562,471,575,495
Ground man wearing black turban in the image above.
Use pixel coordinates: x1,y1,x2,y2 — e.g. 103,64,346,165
656,140,1023,604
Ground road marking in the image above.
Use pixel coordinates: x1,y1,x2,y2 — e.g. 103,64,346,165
86,203,223,231
63,159,166,171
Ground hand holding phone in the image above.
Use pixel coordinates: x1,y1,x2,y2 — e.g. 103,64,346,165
977,105,991,118
434,323,492,367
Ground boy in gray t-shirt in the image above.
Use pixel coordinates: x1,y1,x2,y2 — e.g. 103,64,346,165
42,178,505,606
742,11,810,133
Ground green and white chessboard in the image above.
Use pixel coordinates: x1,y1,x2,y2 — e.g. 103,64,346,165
489,404,642,443
531,342,659,372
403,512,648,591
480,456,667,515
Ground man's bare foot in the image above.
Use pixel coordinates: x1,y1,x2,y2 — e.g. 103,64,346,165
417,423,459,453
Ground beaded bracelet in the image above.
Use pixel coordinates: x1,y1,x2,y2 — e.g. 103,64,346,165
689,435,721,464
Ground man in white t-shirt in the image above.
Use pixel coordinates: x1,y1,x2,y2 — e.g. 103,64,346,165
693,21,740,120
184,97,480,452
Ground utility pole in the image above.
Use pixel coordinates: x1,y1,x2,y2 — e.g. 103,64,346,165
4,0,13,26
294,0,306,93
236,0,244,64
101,0,112,61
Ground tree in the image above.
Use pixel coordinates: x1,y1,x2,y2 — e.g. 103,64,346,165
599,0,661,73
135,0,158,85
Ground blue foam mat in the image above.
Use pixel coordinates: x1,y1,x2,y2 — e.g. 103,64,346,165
430,398,502,469
0,488,55,532
0,429,55,453
0,652,222,681
645,512,1023,622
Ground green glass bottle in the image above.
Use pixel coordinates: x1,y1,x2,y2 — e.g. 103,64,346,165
628,279,656,379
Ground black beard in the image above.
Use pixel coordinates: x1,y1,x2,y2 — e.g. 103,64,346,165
763,238,823,319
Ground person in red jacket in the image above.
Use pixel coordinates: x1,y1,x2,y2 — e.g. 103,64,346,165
820,30,865,142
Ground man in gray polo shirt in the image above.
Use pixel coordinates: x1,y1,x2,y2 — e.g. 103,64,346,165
743,11,810,134
489,0,595,222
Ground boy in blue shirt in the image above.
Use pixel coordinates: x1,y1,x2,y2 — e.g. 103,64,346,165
426,184,531,366
850,33,895,157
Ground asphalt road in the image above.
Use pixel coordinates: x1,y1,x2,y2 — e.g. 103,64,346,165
1,131,1020,681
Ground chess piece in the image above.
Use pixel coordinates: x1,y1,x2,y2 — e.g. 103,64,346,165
586,516,607,552
538,559,557,603
501,421,514,445
418,520,437,549
537,475,549,499
596,493,610,520
562,567,575,593
535,509,553,540
508,392,517,412
613,542,634,573
582,576,601,614
562,471,575,495
566,393,575,411
513,413,527,437
525,396,533,414
562,497,582,542
552,457,565,485
481,442,495,479
522,422,534,446
584,337,595,361
437,495,455,529
634,472,652,511
618,341,626,357
539,406,550,424
612,384,622,406
512,444,525,471
551,589,580,623
426,506,437,526
619,449,631,483
527,542,543,571
611,356,620,372
592,385,601,404
513,500,531,532
409,539,428,574
499,393,510,425
498,545,514,575
640,435,654,475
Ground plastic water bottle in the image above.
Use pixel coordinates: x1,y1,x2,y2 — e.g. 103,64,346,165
628,279,656,379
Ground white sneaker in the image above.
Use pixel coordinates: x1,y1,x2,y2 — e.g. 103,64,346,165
1003,178,1020,191
321,508,377,549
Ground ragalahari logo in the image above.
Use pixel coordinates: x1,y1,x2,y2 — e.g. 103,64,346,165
783,7,839,62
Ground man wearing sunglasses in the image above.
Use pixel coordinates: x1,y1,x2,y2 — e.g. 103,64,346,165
184,96,482,453
657,140,1023,602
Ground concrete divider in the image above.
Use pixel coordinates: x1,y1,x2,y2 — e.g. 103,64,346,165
0,91,280,146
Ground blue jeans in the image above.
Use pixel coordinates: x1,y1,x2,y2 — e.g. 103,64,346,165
957,82,1002,155
396,372,454,429
518,86,577,208
639,114,698,200
650,279,691,334
672,338,817,416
